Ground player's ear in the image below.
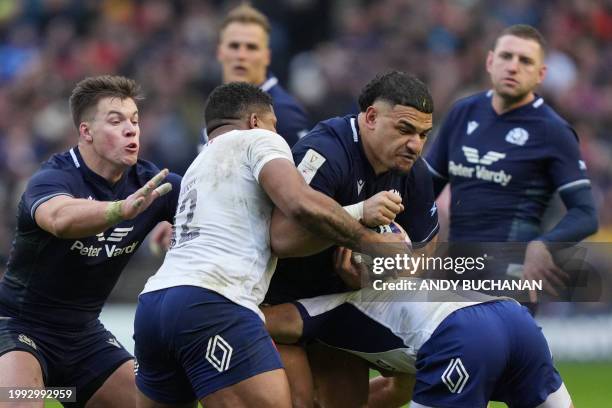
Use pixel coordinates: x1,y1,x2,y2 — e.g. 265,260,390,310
249,113,258,129
363,106,377,130
486,50,494,74
537,64,547,85
80,122,93,142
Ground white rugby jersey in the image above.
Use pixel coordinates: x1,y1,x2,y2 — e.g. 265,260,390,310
298,280,505,373
141,129,293,320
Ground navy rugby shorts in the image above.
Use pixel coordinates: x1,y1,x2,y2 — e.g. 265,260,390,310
0,316,132,407
134,286,283,404
412,300,566,408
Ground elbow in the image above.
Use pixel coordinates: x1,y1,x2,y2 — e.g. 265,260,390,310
579,204,599,239
270,234,292,259
283,199,309,220
282,198,317,226
50,219,71,239
585,214,599,238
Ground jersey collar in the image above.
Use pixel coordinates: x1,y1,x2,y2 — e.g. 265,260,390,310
260,76,278,92
71,146,129,193
349,115,383,181
486,90,545,117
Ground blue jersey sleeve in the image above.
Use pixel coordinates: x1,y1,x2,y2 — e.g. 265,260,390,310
23,168,76,222
396,160,439,247
292,131,346,197
546,123,590,192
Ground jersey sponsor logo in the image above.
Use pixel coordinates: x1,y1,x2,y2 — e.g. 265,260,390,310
71,226,138,258
70,226,139,258
449,146,512,186
205,335,233,372
357,179,365,196
441,357,469,393
70,240,139,258
505,127,529,146
97,226,134,242
466,121,479,135
462,146,505,165
18,334,37,350
297,149,327,184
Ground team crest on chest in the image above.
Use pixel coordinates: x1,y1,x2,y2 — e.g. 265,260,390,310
505,127,529,146
466,121,479,135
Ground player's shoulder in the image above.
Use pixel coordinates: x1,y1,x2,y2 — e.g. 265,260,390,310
529,97,579,142
133,158,163,178
411,157,432,178
31,149,81,181
294,115,353,158
301,115,353,145
245,128,283,139
133,159,181,187
242,128,291,150
40,149,79,171
264,77,304,109
448,90,490,114
402,157,434,189
215,128,285,145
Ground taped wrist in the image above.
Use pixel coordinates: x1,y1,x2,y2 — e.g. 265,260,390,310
343,201,364,221
105,201,124,225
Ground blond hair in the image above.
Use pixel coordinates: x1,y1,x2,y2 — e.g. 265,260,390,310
220,3,271,36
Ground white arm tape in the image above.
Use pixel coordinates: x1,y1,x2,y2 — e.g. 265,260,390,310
343,201,364,221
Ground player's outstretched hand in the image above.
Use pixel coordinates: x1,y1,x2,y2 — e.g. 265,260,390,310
122,169,173,220
362,191,404,227
523,241,569,301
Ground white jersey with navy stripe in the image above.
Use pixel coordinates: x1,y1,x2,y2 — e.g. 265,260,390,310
142,129,293,320
298,280,500,373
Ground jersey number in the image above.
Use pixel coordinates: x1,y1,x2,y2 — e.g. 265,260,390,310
171,188,199,247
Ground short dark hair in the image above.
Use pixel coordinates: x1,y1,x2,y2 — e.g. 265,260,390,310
357,71,433,114
69,75,143,128
493,24,546,55
205,82,273,132
220,3,271,36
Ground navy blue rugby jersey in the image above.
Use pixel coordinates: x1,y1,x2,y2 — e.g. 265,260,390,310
201,75,310,148
261,75,311,146
0,147,181,328
425,91,590,242
266,115,439,302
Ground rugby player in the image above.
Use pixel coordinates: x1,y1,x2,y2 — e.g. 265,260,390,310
0,75,181,407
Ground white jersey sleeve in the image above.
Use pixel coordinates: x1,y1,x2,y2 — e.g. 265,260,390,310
247,129,294,182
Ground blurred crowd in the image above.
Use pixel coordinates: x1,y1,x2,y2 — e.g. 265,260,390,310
1,0,612,263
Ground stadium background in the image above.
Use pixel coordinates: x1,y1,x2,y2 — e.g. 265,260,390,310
0,0,610,406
